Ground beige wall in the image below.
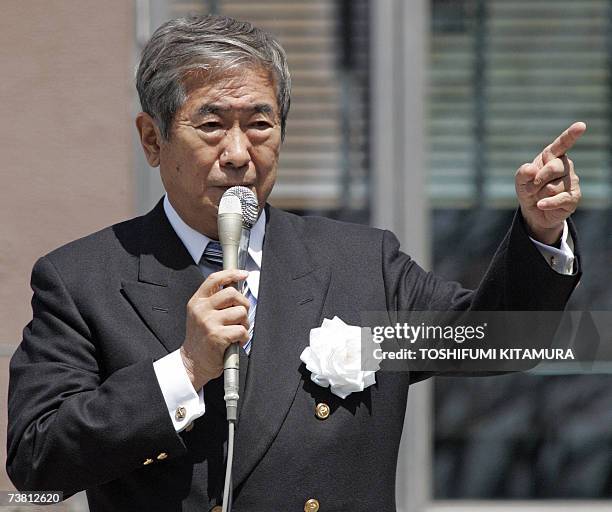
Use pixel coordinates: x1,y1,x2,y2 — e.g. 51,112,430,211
0,0,135,343
0,0,134,497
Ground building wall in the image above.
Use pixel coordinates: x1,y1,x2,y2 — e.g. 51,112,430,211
0,1,134,344
0,0,134,498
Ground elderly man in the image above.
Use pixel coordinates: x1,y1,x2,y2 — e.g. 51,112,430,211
7,15,582,512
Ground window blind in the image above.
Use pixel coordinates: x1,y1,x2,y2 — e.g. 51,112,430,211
429,0,611,208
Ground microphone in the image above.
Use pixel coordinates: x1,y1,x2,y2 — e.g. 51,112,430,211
217,187,258,421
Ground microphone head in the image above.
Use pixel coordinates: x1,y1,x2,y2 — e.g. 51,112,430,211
218,192,242,216
224,186,259,229
218,192,243,251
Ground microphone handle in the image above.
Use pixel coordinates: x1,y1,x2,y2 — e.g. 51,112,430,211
222,226,252,421
218,212,242,422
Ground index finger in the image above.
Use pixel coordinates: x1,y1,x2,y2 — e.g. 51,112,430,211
541,121,586,163
198,269,249,297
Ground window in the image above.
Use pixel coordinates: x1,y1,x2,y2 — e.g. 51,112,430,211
430,0,612,501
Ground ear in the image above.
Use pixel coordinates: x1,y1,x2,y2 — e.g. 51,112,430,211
136,112,163,167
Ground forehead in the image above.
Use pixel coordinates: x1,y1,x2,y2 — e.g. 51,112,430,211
181,66,278,114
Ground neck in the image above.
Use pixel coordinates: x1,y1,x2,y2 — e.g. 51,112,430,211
167,196,219,240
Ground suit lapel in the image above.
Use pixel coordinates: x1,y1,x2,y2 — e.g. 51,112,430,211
233,206,330,489
121,200,204,355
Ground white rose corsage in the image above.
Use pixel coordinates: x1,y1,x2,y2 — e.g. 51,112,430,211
300,316,378,399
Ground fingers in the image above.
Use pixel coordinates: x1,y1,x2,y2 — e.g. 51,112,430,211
535,177,565,200
519,156,573,195
516,154,580,211
536,157,581,211
195,269,249,298
515,162,538,186
207,286,251,311
219,305,250,330
187,283,250,331
518,127,583,242
536,192,578,211
533,155,570,187
185,268,250,343
223,325,251,346
186,301,249,345
540,121,586,165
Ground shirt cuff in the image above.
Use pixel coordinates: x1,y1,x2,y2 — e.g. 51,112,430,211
153,349,205,432
529,220,576,275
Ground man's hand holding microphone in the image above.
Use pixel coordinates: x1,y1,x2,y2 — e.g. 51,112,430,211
180,268,250,391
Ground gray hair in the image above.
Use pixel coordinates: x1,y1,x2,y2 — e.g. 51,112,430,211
136,15,291,140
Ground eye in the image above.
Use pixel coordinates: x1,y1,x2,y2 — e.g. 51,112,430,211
197,121,223,132
249,120,273,130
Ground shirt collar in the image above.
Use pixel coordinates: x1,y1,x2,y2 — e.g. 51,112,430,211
163,194,265,269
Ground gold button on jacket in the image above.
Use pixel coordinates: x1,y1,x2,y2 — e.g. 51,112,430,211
315,402,330,420
304,498,320,511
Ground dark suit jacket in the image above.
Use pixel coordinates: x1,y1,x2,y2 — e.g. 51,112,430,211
7,200,580,511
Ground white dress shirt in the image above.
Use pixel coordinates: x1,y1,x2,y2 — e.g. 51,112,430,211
154,195,575,432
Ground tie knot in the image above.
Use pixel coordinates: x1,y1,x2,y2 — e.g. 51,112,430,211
202,241,223,267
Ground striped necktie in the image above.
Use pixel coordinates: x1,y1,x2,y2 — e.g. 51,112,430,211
202,241,223,267
201,241,255,355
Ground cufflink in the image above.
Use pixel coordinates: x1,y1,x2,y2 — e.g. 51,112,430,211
157,452,168,460
143,458,154,466
175,406,187,421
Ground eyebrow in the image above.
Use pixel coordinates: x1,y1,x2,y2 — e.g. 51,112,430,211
197,103,275,117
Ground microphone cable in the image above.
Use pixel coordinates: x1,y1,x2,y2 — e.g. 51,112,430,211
222,420,235,512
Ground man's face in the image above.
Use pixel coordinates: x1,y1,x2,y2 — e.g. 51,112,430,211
155,67,281,238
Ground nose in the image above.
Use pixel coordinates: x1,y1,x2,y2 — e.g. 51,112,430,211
220,126,251,170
